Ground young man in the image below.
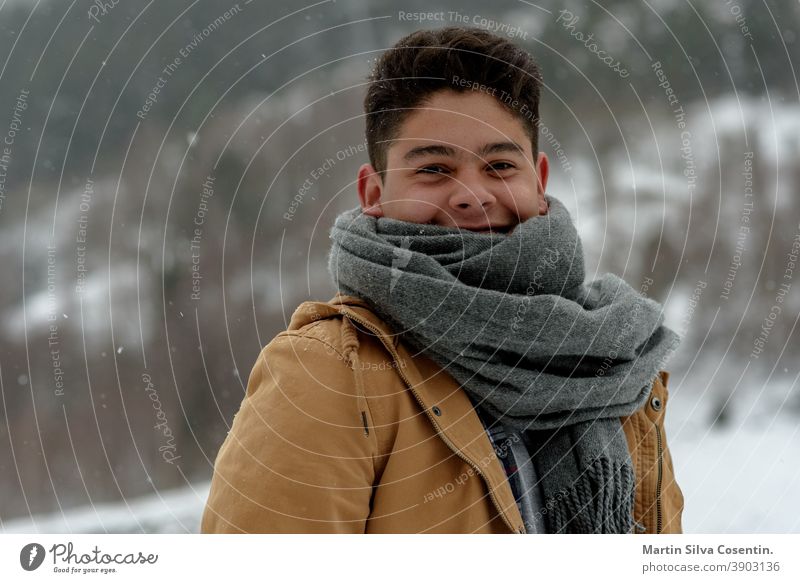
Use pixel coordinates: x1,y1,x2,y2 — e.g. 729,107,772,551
201,26,684,534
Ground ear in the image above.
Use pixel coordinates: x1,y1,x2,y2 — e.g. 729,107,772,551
357,163,384,217
535,152,550,215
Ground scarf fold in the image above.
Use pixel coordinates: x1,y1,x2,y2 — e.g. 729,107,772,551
327,194,681,533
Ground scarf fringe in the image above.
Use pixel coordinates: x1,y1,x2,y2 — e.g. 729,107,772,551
545,457,635,534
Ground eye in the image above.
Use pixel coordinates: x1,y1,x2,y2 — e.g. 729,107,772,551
488,162,516,173
416,165,450,175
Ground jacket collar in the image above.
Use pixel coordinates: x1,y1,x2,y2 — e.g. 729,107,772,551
288,292,390,334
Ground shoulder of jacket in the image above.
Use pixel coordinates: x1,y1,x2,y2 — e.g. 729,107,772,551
274,318,349,363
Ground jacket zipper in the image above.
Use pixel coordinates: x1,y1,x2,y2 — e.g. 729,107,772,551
342,310,522,534
653,419,664,534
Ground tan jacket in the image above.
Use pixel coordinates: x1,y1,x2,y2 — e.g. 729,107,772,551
201,293,684,534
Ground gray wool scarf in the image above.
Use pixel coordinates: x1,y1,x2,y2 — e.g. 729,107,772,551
327,194,681,533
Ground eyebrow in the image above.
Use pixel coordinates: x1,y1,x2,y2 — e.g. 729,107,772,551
402,141,525,162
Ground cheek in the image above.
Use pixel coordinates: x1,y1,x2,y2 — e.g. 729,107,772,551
501,187,540,220
516,199,539,220
382,185,446,223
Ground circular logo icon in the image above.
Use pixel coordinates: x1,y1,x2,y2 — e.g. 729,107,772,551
20,543,46,571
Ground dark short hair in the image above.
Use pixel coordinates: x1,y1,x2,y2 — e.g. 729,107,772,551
364,26,543,179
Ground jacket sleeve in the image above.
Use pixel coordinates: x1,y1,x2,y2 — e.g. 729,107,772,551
201,333,377,533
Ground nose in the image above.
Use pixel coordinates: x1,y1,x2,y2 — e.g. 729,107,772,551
448,172,496,213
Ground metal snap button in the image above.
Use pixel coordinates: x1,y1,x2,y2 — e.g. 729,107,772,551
650,396,662,411
432,406,442,416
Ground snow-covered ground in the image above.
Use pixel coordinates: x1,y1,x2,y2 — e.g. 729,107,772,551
1,483,210,534
669,414,800,533
2,414,798,534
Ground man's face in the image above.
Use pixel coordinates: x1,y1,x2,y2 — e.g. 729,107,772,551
357,89,549,233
